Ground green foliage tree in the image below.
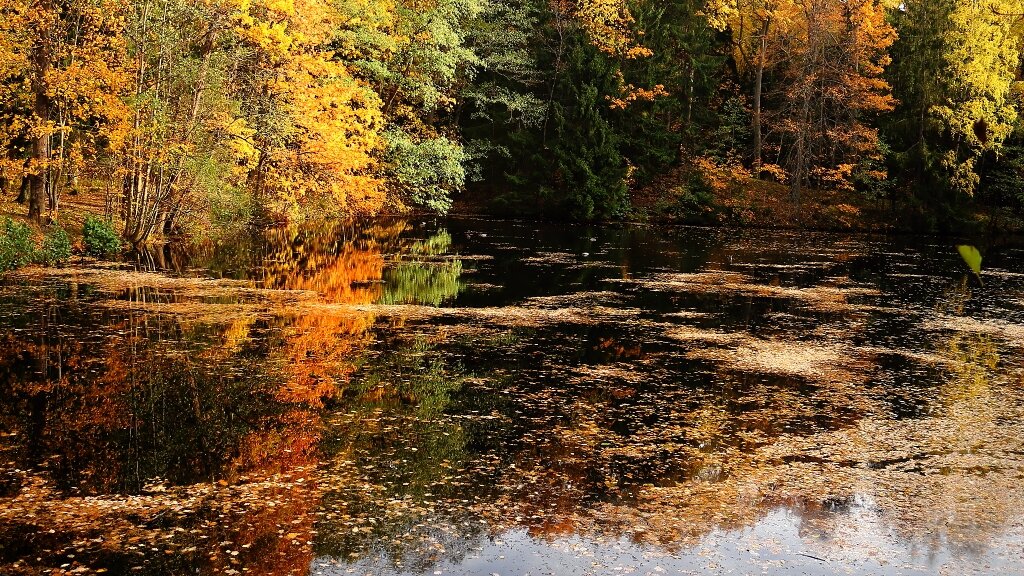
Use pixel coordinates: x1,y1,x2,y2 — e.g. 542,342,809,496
337,0,485,213
460,0,548,183
509,34,629,219
383,129,468,213
884,0,956,193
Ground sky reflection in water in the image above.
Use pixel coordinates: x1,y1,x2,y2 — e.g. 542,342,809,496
1,218,1023,575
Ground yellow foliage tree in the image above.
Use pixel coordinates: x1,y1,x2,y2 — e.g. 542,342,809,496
931,0,1024,195
573,0,652,58
0,0,128,221
234,0,386,221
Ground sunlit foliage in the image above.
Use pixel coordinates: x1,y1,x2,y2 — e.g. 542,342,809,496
931,0,1023,195
1,0,1024,232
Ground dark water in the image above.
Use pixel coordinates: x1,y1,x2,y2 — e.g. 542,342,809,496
1,218,1023,576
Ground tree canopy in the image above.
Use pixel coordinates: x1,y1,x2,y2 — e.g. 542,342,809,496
2,0,1024,239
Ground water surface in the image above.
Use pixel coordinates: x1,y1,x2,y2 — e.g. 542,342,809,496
1,218,1023,575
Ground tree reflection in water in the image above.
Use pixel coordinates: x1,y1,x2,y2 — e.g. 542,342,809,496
0,221,465,575
1,219,1023,575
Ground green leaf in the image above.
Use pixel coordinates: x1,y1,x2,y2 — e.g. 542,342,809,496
957,245,982,277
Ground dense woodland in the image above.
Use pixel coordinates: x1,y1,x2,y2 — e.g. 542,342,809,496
2,0,1024,244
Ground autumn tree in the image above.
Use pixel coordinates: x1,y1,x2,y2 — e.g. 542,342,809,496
707,0,896,196
3,0,1024,234
0,0,126,222
931,0,1023,196
773,0,896,199
116,0,245,244
884,0,1023,209
231,0,385,223
706,0,788,171
574,0,653,57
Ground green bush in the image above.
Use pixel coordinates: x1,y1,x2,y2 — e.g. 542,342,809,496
676,172,716,214
653,173,716,223
384,128,467,214
0,218,36,273
83,217,123,257
38,223,72,266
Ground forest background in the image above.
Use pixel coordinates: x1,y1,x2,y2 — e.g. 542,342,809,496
2,0,1024,249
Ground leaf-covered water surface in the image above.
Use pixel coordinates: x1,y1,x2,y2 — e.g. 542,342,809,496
1,219,1023,575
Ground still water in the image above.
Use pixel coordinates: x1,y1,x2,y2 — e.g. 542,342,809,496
1,218,1023,575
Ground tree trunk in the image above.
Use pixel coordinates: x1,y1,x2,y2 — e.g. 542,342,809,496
16,177,28,204
791,84,812,204
28,130,48,222
28,0,52,223
687,65,695,128
541,1,566,148
752,19,769,174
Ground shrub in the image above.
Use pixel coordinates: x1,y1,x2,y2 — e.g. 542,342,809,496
653,172,716,223
38,223,72,266
384,128,467,214
83,217,122,257
0,218,37,273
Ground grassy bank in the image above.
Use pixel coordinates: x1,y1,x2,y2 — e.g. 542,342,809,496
0,189,123,271
0,188,110,250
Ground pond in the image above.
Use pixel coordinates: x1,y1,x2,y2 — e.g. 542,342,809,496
1,218,1023,575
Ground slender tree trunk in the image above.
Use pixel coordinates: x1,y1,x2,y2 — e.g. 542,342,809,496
48,120,67,217
542,2,566,148
916,105,926,189
17,177,29,204
791,80,812,204
28,120,49,222
687,65,695,127
791,139,804,203
752,19,769,174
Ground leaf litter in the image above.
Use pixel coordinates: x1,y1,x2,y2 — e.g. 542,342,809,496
2,226,1024,576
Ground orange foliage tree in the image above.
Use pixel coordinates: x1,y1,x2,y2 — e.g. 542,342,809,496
0,0,127,221
707,0,895,195
773,0,896,199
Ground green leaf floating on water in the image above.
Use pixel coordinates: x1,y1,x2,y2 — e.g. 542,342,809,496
957,245,983,278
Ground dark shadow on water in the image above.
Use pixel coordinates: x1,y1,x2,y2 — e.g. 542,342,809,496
0,218,1023,574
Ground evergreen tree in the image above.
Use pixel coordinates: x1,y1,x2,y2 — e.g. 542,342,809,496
884,0,955,196
460,0,547,184
614,0,729,182
513,34,628,220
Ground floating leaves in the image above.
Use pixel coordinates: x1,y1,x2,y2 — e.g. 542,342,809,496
1,221,1024,575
